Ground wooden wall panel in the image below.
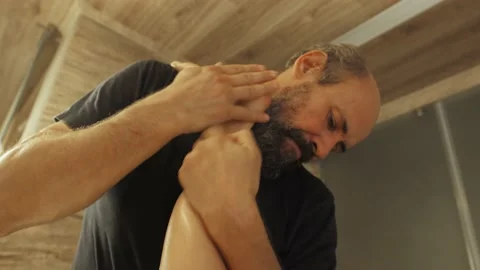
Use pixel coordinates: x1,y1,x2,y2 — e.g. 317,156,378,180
0,0,74,140
1,13,158,270
3,25,61,150
36,14,157,131
0,17,43,139
360,0,480,102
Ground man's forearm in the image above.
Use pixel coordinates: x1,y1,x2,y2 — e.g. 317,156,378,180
194,94,279,269
202,196,281,270
0,92,181,236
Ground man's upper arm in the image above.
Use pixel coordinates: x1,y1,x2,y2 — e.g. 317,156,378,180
284,187,337,270
54,60,177,129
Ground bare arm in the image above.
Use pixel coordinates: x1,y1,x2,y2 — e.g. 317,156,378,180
180,87,282,269
0,61,276,237
203,195,281,270
201,109,282,270
0,93,181,236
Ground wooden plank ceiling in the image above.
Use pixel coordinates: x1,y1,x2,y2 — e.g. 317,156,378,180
85,0,397,68
1,0,396,147
1,0,480,269
3,0,480,136
362,0,480,103
85,0,480,104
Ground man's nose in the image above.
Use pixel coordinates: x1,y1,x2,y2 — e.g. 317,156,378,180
312,132,343,159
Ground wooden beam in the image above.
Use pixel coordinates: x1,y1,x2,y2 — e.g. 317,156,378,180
333,0,444,45
361,0,480,103
5,9,157,270
22,11,158,137
0,0,75,141
78,0,179,63
1,24,61,150
377,64,480,124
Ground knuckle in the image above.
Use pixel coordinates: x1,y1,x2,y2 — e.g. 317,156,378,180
205,65,219,72
230,66,240,73
203,67,219,78
213,74,228,85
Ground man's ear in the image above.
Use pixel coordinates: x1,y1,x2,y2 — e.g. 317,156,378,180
292,50,327,79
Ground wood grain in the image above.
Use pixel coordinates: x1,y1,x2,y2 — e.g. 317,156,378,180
83,0,396,67
0,216,82,270
85,0,239,60
225,1,397,69
28,14,157,133
361,0,480,102
2,25,61,149
378,64,480,124
2,11,156,270
2,0,480,269
0,0,74,147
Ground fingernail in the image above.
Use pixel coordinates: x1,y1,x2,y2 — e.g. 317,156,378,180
263,113,270,121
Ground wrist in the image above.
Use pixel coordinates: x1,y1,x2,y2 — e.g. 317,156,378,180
111,92,184,143
152,86,192,134
202,192,258,234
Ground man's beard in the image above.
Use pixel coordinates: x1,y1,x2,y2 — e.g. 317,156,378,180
252,88,316,180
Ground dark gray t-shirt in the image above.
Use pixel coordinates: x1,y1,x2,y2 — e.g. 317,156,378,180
55,60,337,270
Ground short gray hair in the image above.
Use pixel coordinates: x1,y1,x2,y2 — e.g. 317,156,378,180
285,43,370,84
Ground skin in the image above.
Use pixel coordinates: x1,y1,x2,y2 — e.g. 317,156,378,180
0,64,277,236
0,48,380,269
161,51,381,270
275,50,381,159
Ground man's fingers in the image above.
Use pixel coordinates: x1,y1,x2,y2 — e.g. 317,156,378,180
232,81,278,101
171,61,199,71
227,70,278,87
229,106,270,123
218,64,266,74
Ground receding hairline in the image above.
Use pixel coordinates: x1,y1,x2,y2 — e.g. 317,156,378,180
285,43,371,84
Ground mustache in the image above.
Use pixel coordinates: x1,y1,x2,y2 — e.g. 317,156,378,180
284,128,315,163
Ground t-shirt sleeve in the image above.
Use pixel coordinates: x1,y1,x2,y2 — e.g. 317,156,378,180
54,59,177,129
284,190,337,270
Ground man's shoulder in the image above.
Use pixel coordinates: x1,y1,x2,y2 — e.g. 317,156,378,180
131,59,178,93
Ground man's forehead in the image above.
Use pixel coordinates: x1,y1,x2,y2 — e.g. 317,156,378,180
336,82,379,147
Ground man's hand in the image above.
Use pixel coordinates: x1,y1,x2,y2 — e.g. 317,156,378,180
162,63,278,133
178,129,261,215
